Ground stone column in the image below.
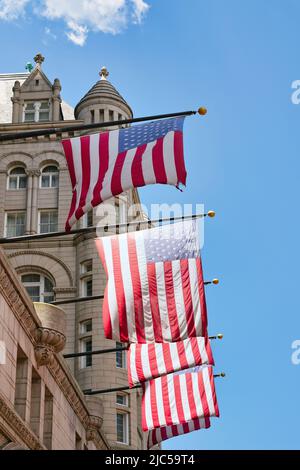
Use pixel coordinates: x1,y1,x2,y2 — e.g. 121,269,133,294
52,78,62,121
19,100,24,123
11,81,21,123
25,170,33,234
31,170,40,234
104,108,109,123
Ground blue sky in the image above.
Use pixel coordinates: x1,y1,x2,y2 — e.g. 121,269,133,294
1,0,300,450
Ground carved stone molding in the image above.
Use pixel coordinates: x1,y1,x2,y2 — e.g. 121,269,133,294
86,428,109,450
0,393,44,450
0,263,38,342
47,356,90,428
25,169,40,177
34,327,66,367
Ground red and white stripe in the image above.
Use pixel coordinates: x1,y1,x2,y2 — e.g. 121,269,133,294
62,126,186,231
127,337,214,387
95,223,207,343
141,366,219,432
148,417,211,448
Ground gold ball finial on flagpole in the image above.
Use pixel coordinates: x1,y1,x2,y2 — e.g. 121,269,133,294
207,210,215,218
212,278,219,285
220,372,226,378
198,107,207,116
217,334,223,340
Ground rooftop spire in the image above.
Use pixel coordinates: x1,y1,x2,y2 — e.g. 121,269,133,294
34,53,45,69
99,66,109,80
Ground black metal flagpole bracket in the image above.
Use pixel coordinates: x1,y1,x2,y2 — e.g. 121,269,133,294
0,211,215,245
51,278,218,307
0,108,208,143
63,335,223,359
83,372,225,396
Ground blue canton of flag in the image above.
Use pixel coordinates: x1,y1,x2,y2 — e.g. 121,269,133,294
144,220,200,263
119,117,185,152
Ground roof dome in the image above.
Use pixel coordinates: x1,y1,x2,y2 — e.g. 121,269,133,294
74,67,132,119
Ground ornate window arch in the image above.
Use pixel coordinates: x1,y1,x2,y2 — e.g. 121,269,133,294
7,166,27,190
40,164,59,188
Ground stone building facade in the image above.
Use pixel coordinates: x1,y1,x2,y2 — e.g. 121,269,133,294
0,247,108,450
0,54,146,449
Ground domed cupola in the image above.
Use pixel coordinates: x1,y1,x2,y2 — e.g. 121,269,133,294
74,67,133,124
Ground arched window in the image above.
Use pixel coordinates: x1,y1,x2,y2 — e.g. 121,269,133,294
21,273,55,303
40,165,59,188
7,167,27,190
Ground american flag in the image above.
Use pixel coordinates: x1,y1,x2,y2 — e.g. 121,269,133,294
127,337,214,388
148,417,211,449
95,220,208,343
141,366,219,432
62,117,186,231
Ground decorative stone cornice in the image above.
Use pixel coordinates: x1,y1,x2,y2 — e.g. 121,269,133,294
0,258,39,343
0,392,45,450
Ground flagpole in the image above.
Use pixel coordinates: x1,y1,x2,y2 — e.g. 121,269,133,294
51,279,219,306
83,373,225,395
0,211,215,244
63,334,223,359
0,108,207,143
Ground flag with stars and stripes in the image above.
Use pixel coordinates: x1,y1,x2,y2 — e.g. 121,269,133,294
141,366,219,432
95,220,208,343
127,337,214,388
62,117,187,231
148,417,211,449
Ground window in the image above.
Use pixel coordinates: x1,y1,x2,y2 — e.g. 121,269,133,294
43,388,53,450
82,278,92,297
80,337,92,368
30,369,42,438
109,110,114,121
81,260,92,274
21,273,55,303
80,319,92,334
5,212,26,237
24,102,35,122
116,394,128,407
116,413,129,444
7,167,27,190
38,210,58,233
80,260,93,297
41,166,59,188
14,347,28,420
82,210,93,228
116,342,126,369
24,101,50,123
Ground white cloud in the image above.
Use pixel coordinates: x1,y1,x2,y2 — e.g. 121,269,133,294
66,21,88,47
131,0,149,23
44,26,57,39
0,0,150,45
0,0,29,20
